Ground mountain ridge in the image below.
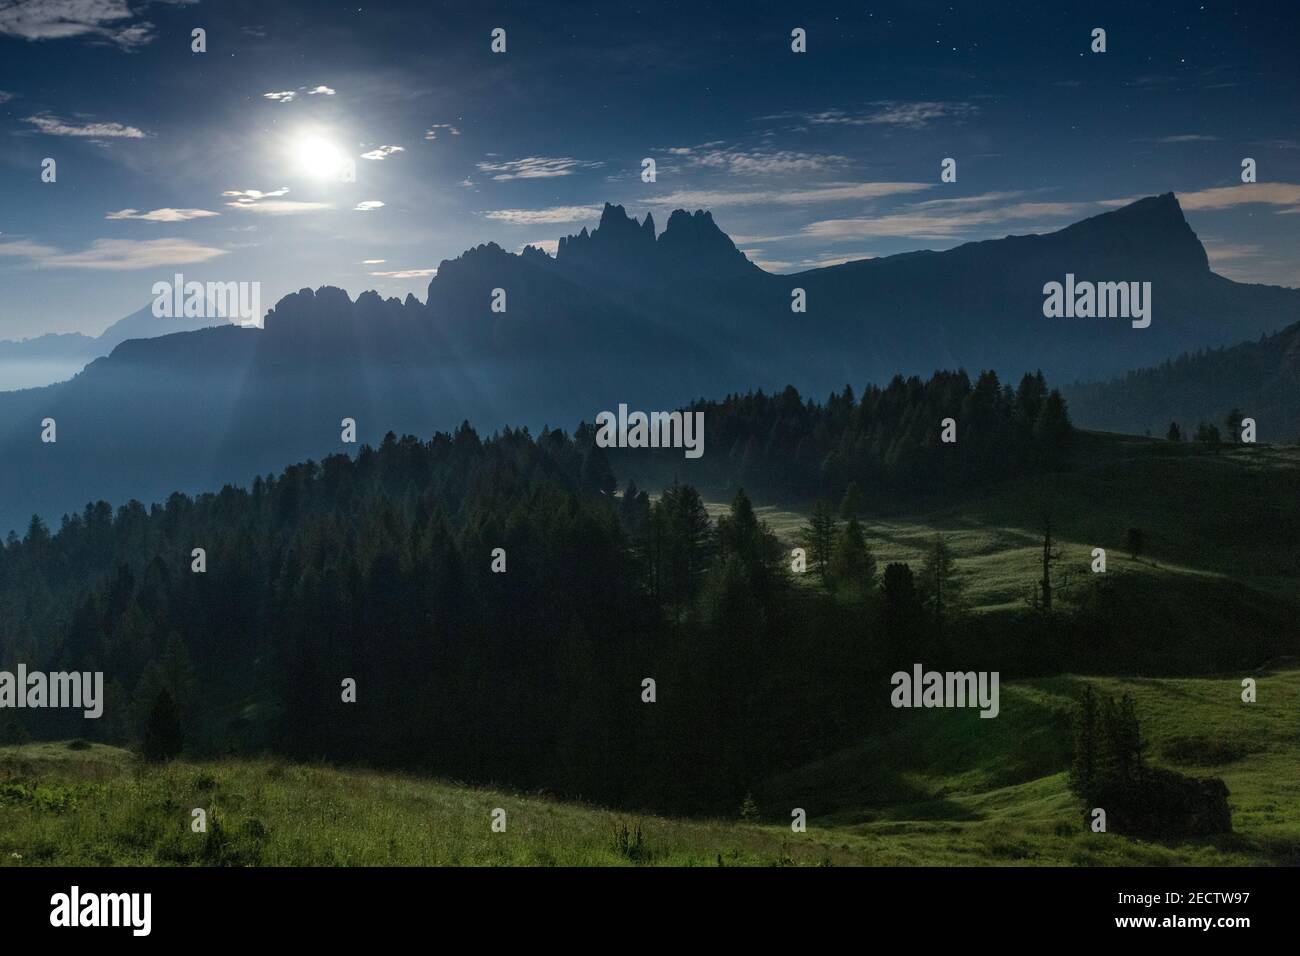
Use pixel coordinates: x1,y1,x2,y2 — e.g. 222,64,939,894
0,191,1295,531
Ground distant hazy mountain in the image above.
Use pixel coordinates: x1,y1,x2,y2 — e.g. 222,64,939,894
1064,319,1300,440
0,193,1295,532
0,305,222,391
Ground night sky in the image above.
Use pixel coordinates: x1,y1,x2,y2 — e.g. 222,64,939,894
1,0,1298,338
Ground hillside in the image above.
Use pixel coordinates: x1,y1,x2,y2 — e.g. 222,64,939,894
3,667,1296,866
0,305,222,392
1064,320,1300,440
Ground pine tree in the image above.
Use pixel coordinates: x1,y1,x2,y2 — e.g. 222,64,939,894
1225,408,1244,443
141,688,184,763
919,534,963,630
799,500,838,585
839,482,862,520
1068,685,1100,801
829,515,876,592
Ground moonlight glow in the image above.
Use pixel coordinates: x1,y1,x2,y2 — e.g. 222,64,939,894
295,136,346,180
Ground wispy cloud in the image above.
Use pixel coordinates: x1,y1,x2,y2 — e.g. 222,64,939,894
484,205,602,225
0,90,13,104
1138,134,1219,144
23,113,146,138
106,208,219,222
476,156,603,180
1173,183,1300,211
360,145,404,160
1202,241,1261,262
368,267,436,278
263,84,337,104
354,201,385,211
0,0,177,49
771,102,979,131
643,182,931,209
424,124,461,140
223,187,329,215
663,144,847,175
0,236,227,270
802,194,1091,241
223,187,289,202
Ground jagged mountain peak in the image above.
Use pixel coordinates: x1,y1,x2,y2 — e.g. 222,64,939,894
1051,192,1209,273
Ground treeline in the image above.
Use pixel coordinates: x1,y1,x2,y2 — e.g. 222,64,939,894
1064,320,1300,441
0,407,1270,819
605,369,1073,505
0,425,882,813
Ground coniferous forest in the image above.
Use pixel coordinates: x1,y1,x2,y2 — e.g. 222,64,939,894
2,371,1289,825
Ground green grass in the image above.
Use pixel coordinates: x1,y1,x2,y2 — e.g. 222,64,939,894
757,668,1300,866
3,669,1296,866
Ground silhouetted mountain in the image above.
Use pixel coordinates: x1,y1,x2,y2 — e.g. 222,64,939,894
1064,318,1300,439
0,192,1294,531
0,305,222,391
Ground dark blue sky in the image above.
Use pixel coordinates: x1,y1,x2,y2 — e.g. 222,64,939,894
2,0,1298,337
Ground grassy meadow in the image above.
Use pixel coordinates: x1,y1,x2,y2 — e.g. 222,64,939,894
2,666,1296,866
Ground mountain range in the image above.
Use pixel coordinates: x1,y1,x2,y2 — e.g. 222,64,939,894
0,192,1295,532
0,306,220,392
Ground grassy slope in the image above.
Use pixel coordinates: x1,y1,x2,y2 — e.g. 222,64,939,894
3,668,1296,866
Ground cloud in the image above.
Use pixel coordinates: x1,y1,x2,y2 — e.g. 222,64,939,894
360,145,404,160
1140,134,1219,143
1202,241,1261,262
263,84,336,104
0,0,167,49
106,208,219,222
664,145,847,175
484,205,602,225
773,102,979,130
476,156,603,180
354,201,385,212
0,236,227,270
362,259,386,265
424,124,461,140
643,182,931,209
747,258,795,272
368,268,436,278
228,200,330,214
23,113,146,137
223,187,328,214
1174,183,1300,211
796,252,878,268
0,90,13,104
222,187,289,201
801,195,1091,241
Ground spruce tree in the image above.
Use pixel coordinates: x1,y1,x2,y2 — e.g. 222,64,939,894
141,688,184,763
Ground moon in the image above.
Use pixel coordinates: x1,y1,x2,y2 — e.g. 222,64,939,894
295,135,346,180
